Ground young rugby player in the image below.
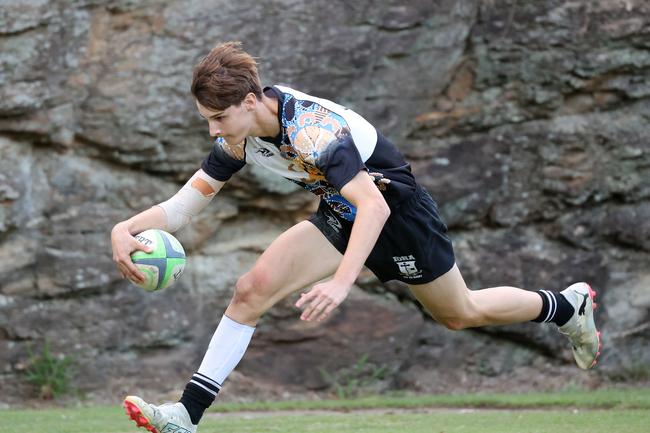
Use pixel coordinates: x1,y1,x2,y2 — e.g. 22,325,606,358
111,41,601,433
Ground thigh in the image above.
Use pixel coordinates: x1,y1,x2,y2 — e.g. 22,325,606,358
407,263,472,322
366,186,455,284
240,220,343,309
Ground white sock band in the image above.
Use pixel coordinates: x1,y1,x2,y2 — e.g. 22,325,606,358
197,315,255,386
540,290,557,323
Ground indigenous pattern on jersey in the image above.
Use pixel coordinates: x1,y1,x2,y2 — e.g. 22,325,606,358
202,85,416,221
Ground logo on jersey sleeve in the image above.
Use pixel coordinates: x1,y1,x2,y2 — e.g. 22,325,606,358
255,148,274,157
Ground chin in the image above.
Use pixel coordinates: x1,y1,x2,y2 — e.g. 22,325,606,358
226,136,245,146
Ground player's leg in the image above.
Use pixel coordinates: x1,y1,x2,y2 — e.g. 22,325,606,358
408,264,543,329
389,185,600,370
224,220,343,325
377,186,546,329
408,264,601,369
125,220,342,433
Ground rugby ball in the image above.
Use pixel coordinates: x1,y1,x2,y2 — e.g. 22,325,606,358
130,229,186,292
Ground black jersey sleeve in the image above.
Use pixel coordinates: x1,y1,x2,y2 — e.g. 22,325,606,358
201,139,246,181
315,134,367,191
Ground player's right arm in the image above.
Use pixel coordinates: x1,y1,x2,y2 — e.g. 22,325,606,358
113,136,245,283
111,168,225,283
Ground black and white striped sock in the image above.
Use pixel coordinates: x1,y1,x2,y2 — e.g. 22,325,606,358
178,315,255,425
532,290,574,326
179,372,221,424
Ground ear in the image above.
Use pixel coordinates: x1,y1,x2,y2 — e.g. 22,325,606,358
242,92,257,111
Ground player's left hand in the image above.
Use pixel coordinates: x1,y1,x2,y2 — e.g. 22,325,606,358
295,279,352,322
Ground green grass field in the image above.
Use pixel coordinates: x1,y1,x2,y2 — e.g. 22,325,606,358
2,389,649,433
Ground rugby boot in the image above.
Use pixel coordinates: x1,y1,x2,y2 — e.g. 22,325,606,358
558,282,601,369
124,395,197,433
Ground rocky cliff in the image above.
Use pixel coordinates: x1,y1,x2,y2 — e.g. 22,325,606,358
1,0,649,405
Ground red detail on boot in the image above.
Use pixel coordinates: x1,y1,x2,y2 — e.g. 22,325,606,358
124,400,158,433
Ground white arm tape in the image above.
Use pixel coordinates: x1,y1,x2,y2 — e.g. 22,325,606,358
157,169,222,232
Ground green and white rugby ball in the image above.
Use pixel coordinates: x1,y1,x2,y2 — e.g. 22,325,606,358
130,229,186,292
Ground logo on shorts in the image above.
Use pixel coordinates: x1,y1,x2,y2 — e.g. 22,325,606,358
393,255,422,279
325,211,342,233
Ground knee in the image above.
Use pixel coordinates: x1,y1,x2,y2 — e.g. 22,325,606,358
438,317,468,331
435,304,484,331
230,268,272,314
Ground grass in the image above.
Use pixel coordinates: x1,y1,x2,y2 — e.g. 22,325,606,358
210,387,650,412
207,410,650,433
1,389,649,433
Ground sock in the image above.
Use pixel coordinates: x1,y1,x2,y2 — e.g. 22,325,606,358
179,373,219,424
532,290,574,326
179,315,255,424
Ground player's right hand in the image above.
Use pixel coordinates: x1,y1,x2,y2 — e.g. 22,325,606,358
111,222,153,284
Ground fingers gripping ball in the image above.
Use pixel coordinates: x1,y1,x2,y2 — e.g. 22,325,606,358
130,229,186,292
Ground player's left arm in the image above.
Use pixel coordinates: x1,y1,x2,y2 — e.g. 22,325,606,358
296,170,390,322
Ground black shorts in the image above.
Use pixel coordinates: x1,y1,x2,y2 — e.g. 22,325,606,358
309,185,455,284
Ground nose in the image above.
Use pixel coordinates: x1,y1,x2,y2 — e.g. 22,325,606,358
208,121,223,137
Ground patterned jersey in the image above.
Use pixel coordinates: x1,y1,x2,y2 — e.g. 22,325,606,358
201,85,416,221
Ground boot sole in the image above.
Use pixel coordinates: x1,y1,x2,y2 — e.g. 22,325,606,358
585,284,602,369
124,397,158,433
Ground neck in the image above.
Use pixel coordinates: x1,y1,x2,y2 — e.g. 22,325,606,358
252,94,280,138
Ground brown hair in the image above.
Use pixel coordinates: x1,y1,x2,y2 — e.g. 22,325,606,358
191,41,263,111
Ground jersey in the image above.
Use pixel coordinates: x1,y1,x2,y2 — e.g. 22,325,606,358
201,85,416,221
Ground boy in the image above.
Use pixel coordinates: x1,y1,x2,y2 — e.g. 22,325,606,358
112,41,600,433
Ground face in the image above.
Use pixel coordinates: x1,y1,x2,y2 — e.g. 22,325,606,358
196,96,255,145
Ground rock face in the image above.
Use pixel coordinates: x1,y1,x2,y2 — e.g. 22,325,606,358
1,0,649,404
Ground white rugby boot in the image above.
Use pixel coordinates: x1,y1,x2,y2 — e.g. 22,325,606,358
124,395,197,433
558,282,602,370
